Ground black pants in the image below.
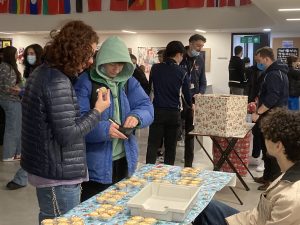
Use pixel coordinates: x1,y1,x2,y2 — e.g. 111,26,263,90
146,108,181,165
251,122,262,158
260,130,281,181
80,157,128,202
183,107,194,167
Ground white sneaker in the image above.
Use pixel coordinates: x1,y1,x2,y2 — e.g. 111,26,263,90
256,161,265,172
249,157,261,166
2,157,16,162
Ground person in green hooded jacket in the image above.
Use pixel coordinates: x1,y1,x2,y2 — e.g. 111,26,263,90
74,36,154,201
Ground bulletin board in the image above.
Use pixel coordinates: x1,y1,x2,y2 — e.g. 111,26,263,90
273,37,300,61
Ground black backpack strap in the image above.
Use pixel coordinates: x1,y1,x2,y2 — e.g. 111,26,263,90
89,76,108,109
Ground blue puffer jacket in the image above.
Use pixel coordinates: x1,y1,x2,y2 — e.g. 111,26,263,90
74,72,154,184
21,64,102,180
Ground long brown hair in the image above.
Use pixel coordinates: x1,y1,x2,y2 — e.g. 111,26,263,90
2,46,22,84
44,20,98,77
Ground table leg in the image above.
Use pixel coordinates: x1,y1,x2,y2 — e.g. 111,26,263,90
212,138,250,191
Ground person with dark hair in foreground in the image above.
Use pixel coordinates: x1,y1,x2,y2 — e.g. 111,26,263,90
194,108,300,225
20,21,111,224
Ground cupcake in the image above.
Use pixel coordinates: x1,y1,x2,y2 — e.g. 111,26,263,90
70,217,83,222
41,219,55,225
124,220,139,225
131,216,144,222
89,211,99,219
99,212,112,221
144,217,157,224
57,218,69,223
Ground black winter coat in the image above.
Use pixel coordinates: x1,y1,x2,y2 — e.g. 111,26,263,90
287,68,300,97
21,64,102,180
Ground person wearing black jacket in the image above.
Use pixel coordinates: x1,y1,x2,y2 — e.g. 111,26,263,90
180,34,207,167
130,54,151,95
20,21,111,223
228,45,246,95
287,55,300,110
146,41,192,165
252,47,289,191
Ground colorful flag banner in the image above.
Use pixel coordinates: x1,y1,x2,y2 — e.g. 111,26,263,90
9,0,25,14
240,0,251,6
88,0,101,11
42,0,59,14
206,0,216,7
59,0,70,14
26,0,42,14
186,0,205,8
149,0,168,10
76,0,82,12
110,0,127,11
128,0,146,10
0,0,9,13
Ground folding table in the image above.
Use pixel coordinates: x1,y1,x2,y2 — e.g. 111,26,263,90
190,123,254,205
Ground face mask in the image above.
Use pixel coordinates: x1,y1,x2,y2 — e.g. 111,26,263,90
27,55,36,65
257,63,266,71
191,49,200,57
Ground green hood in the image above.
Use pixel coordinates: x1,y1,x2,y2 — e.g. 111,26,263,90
91,36,134,85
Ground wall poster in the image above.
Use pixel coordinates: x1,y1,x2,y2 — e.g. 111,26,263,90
0,38,12,48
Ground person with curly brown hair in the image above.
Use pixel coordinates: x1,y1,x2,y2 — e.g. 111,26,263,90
193,108,300,225
20,21,111,224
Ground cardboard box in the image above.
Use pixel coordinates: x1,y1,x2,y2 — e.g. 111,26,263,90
194,94,248,137
127,182,200,222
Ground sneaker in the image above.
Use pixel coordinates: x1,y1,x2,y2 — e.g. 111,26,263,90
253,176,268,184
157,156,164,163
256,161,265,172
257,182,270,191
6,181,25,190
177,140,185,147
13,154,21,161
2,157,17,162
249,157,261,166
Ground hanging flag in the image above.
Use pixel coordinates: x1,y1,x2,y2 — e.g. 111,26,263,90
88,0,101,11
42,0,59,14
0,0,9,13
128,0,146,10
186,0,205,8
206,0,216,7
76,0,82,12
26,0,42,14
227,0,235,6
9,0,25,14
149,0,168,10
59,0,70,14
219,0,227,7
168,0,186,9
240,0,251,6
110,0,127,11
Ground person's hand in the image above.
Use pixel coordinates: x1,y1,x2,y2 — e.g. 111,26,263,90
252,113,259,122
9,86,21,96
109,122,127,139
94,89,110,113
123,116,139,128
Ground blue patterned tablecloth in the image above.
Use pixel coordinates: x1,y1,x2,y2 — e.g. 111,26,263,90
64,164,235,225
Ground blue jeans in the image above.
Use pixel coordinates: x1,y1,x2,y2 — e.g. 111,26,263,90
36,184,81,224
12,167,28,186
0,100,21,159
193,200,239,225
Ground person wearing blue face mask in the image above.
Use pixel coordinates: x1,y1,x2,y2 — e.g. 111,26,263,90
252,46,289,191
180,34,207,167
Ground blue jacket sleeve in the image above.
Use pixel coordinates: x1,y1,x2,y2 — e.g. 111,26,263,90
74,73,111,144
127,77,154,128
199,56,207,94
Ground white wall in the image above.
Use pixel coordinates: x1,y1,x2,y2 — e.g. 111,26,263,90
1,32,232,94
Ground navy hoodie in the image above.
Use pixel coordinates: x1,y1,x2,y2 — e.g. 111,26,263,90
259,60,289,109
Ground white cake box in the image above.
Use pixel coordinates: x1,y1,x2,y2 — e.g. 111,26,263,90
127,182,200,222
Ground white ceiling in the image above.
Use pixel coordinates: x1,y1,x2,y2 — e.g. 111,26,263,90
0,0,299,34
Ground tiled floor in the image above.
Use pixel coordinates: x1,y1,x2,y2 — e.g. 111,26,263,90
0,128,263,225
